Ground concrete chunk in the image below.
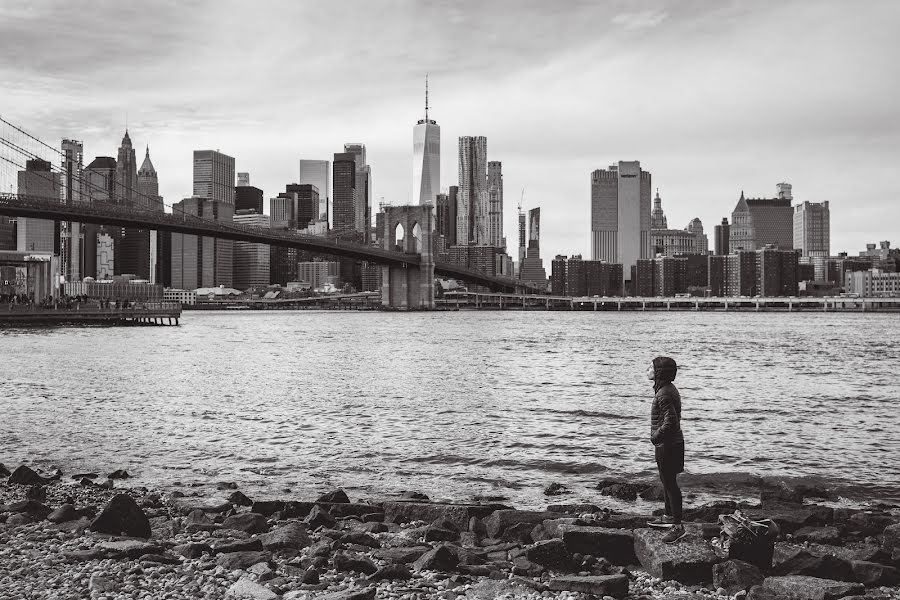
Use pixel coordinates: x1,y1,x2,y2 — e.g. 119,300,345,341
633,527,719,584
548,574,629,598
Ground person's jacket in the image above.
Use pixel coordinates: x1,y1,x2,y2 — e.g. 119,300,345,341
651,382,683,447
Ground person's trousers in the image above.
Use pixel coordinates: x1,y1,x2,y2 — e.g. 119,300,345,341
655,441,685,523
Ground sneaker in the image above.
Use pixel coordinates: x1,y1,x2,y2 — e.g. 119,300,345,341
662,525,687,543
647,515,676,528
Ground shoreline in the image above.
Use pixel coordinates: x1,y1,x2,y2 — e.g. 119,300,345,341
2,463,899,600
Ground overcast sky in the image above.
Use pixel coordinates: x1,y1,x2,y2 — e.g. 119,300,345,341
2,0,898,256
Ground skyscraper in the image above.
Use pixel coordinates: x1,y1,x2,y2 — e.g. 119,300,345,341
285,184,320,230
299,159,330,222
17,159,60,253
193,150,235,205
343,144,371,236
136,146,162,212
729,187,793,253
170,197,234,289
412,77,440,210
457,136,487,245
235,185,264,214
332,152,357,235
83,156,117,278
714,218,730,255
232,210,270,289
60,139,84,282
517,201,526,267
447,186,458,247
115,131,138,207
519,207,548,287
590,161,651,283
650,189,667,229
117,133,148,278
487,161,504,248
793,201,830,258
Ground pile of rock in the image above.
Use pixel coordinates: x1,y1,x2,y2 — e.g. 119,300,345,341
1,464,900,600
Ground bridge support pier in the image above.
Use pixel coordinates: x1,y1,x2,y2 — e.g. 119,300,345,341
380,205,434,310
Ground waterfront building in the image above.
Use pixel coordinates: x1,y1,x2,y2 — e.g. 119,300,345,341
163,288,197,305
655,256,688,297
232,210,270,289
794,201,830,280
269,246,299,286
17,158,60,254
757,246,800,297
846,269,900,297
684,254,708,290
634,259,655,297
448,244,498,277
60,139,84,283
518,207,547,288
708,255,726,296
487,161,504,249
551,255,566,295
343,143,371,236
64,276,163,301
552,255,623,297
332,152,357,236
725,251,758,297
298,261,340,289
170,197,234,289
412,79,440,211
590,161,652,286
193,150,235,205
457,136,488,245
729,186,793,253
714,218,730,255
299,159,330,222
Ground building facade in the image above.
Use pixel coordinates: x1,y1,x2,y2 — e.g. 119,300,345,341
232,210,270,289
343,143,371,236
793,201,830,259
298,261,340,289
299,159,330,222
332,152,357,236
193,150,235,205
17,159,60,254
730,188,793,253
60,139,84,283
170,197,234,289
714,218,730,255
412,85,440,210
590,161,652,284
235,185,264,214
519,207,547,288
487,161,503,248
845,269,900,297
457,136,488,245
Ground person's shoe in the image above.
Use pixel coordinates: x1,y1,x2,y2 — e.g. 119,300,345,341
647,515,676,528
662,525,686,543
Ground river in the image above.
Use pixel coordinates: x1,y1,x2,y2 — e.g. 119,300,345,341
1,311,898,508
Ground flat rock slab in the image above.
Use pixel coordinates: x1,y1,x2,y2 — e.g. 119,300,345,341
99,540,163,559
761,575,864,600
633,528,719,584
373,546,430,564
548,575,629,599
227,576,278,599
383,501,501,531
172,496,233,514
259,522,311,550
484,510,556,539
559,525,636,565
313,588,376,600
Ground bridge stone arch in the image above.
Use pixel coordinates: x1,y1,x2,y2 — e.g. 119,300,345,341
381,204,434,309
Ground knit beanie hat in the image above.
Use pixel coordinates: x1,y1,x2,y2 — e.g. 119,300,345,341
652,356,678,382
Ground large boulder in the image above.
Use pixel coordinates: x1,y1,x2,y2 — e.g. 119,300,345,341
317,489,350,504
849,560,900,586
250,500,284,517
525,539,571,569
367,564,412,581
226,577,278,600
213,538,264,554
383,501,501,532
373,546,430,564
761,575,863,600
7,465,53,486
412,545,459,572
333,553,378,575
259,522,311,550
713,559,764,595
559,525,636,565
794,526,841,545
46,504,78,524
6,500,52,519
90,494,151,538
222,512,270,534
303,505,336,530
683,501,739,523
216,550,271,571
484,510,556,539
842,511,897,537
633,528,719,584
597,482,645,501
548,575,628,598
883,523,900,553
773,547,854,581
750,503,833,534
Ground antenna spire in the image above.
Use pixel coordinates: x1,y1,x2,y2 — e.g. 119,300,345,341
425,74,429,120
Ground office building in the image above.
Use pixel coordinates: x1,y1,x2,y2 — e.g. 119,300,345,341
517,204,526,268
435,192,452,242
794,201,830,280
232,210,270,289
757,246,800,296
457,136,488,245
518,207,547,288
730,187,793,253
136,146,163,212
193,150,235,205
412,79,440,210
650,190,667,229
60,139,84,282
590,161,652,284
708,255,726,296
487,161,503,248
332,152,357,236
0,217,14,250
115,131,138,207
447,186,458,247
714,218,730,255
97,232,115,279
286,184,320,230
237,172,250,187
17,159,60,253
298,261,340,290
846,269,900,297
235,180,264,214
343,143,371,236
552,255,623,297
269,246,299,286
651,220,708,256
82,156,117,278
299,159,330,222
119,140,154,279
170,197,234,289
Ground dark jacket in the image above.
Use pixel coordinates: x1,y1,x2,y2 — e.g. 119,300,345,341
651,382,683,447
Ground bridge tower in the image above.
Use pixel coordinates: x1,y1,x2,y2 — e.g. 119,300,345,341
381,204,434,309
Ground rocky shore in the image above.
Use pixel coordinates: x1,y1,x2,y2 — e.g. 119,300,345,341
1,464,900,600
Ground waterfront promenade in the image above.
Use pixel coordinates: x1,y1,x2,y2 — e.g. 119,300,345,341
0,302,182,326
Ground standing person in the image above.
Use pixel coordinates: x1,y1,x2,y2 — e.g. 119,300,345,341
647,356,686,543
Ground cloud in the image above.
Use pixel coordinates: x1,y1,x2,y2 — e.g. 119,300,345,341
611,9,667,30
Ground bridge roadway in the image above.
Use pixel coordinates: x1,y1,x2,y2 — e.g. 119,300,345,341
0,193,526,293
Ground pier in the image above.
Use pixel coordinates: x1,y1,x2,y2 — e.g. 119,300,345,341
0,302,182,326
437,292,900,312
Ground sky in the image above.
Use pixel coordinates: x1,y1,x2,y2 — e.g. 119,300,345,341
1,0,898,257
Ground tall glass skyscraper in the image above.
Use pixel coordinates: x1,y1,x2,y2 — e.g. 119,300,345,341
299,159,330,222
457,136,487,245
193,150,235,205
412,78,440,210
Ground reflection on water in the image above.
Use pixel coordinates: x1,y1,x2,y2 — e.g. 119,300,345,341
1,311,899,507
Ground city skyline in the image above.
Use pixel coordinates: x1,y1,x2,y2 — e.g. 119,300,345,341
2,1,898,258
